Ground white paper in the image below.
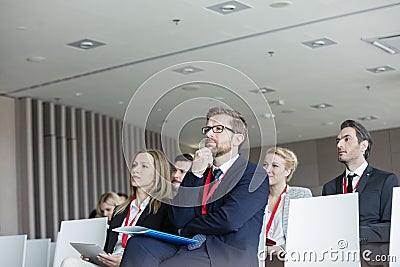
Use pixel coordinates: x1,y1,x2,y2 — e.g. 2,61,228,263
389,187,400,267
285,193,360,267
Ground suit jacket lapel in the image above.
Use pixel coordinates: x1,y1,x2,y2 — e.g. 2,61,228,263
106,205,129,253
336,172,345,194
355,164,373,193
112,207,128,229
217,156,246,193
136,205,150,226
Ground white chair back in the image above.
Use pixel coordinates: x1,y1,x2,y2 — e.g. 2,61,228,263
389,187,400,267
285,193,360,267
48,242,56,267
52,217,107,267
25,238,51,267
0,234,27,267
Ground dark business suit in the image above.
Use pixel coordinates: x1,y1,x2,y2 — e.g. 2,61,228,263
104,202,178,253
120,155,269,267
322,164,398,266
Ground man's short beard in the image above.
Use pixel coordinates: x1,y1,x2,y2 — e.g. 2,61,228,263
215,145,232,157
207,139,232,158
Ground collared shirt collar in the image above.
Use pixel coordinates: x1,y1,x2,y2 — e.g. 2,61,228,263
345,161,368,177
130,195,150,211
213,154,239,174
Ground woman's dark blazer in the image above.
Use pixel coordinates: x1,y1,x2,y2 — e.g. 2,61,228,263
104,202,178,253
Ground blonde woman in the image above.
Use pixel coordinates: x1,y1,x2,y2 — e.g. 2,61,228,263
95,192,123,222
62,149,177,267
263,147,312,256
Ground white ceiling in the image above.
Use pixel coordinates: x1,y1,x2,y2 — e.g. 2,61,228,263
1,0,400,149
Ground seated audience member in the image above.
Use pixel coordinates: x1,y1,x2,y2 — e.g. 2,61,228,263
322,120,398,267
117,192,128,202
262,147,312,257
171,153,193,188
120,107,269,267
89,192,122,221
62,149,177,267
98,192,123,223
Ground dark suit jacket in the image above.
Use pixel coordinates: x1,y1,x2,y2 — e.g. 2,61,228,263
104,202,178,253
322,164,398,243
170,155,269,267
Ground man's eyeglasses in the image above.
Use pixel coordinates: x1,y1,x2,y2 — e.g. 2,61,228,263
201,125,239,135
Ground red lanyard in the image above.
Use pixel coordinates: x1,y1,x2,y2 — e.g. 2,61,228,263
343,172,363,193
201,168,226,215
121,196,142,248
266,185,287,238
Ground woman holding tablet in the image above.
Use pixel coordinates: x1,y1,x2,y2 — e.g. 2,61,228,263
62,149,176,267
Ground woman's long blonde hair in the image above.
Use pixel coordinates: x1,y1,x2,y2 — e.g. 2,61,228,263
95,191,122,217
114,149,173,215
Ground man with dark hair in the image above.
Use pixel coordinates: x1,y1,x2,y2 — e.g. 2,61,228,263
120,107,269,267
322,119,398,266
172,154,193,188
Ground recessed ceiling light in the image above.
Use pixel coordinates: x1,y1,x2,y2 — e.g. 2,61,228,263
270,0,292,8
26,56,46,62
260,87,275,93
302,38,337,49
75,92,82,97
358,115,379,121
249,87,276,94
261,113,276,119
16,26,27,31
366,65,395,73
118,101,124,105
310,103,333,109
269,99,285,105
221,4,236,12
362,34,400,55
173,66,204,75
322,121,334,126
372,41,396,54
207,1,251,15
67,38,105,50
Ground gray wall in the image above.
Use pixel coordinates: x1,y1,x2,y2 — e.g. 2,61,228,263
0,96,18,235
0,96,179,240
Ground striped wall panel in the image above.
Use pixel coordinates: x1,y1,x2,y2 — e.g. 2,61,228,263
16,98,179,240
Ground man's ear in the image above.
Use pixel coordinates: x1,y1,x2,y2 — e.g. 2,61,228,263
360,140,368,153
232,133,245,146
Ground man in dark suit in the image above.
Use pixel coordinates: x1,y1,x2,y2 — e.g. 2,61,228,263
322,119,398,267
120,107,269,267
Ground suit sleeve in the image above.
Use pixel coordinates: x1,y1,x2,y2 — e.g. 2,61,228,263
179,168,269,237
302,188,313,197
322,184,328,196
359,173,398,243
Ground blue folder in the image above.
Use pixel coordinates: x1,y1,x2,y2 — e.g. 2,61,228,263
112,226,198,245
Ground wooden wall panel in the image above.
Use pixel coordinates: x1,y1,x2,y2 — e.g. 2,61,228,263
16,98,179,240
